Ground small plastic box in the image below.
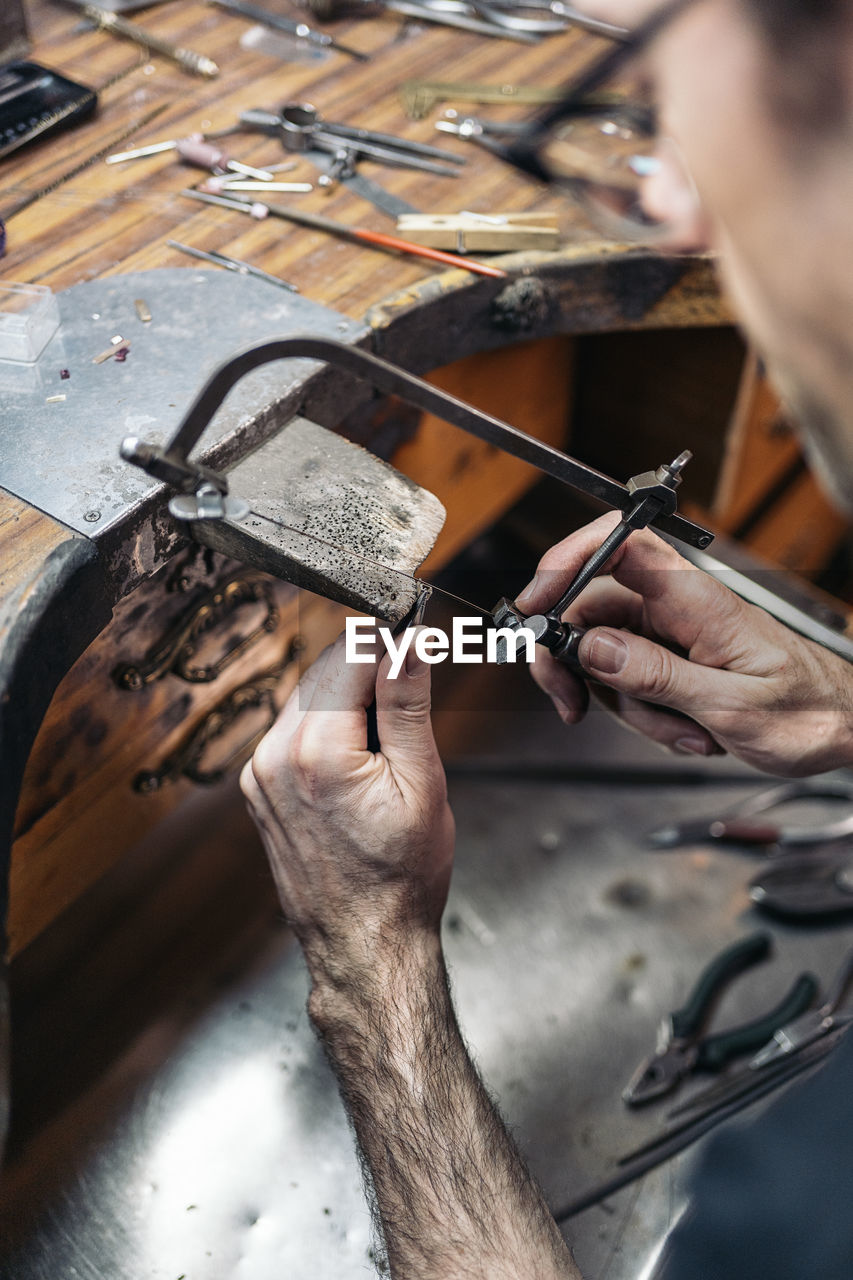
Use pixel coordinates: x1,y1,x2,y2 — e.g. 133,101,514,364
0,282,60,363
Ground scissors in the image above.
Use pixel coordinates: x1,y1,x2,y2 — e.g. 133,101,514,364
647,776,853,850
415,0,566,35
238,103,466,177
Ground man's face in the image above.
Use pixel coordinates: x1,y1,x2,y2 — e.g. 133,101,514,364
579,0,853,513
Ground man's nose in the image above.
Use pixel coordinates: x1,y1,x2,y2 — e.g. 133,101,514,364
641,135,711,252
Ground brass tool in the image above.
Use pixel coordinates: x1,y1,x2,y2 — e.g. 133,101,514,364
400,79,565,120
62,0,219,76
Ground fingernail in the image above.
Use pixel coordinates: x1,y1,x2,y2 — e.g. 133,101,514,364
674,735,712,756
554,697,576,724
405,634,422,676
586,632,628,675
516,573,540,608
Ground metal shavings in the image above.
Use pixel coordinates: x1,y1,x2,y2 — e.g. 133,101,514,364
46,394,66,403
134,298,152,322
93,339,131,364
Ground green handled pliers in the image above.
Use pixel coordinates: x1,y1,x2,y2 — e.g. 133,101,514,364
622,932,818,1107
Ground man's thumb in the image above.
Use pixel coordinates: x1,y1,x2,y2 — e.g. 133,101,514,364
375,628,439,765
578,626,720,718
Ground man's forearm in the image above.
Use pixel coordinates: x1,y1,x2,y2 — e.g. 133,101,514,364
307,928,580,1280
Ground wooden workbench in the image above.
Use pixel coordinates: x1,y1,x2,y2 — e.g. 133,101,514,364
0,3,747,1206
4,11,853,1279
0,0,731,955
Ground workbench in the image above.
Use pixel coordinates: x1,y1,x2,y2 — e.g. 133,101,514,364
2,3,852,1277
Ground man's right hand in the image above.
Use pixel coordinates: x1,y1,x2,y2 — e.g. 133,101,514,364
516,513,853,777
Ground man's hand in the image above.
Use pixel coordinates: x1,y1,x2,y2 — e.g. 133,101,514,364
240,630,455,976
517,513,853,777
241,633,577,1279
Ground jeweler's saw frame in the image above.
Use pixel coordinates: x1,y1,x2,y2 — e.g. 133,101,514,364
122,335,714,623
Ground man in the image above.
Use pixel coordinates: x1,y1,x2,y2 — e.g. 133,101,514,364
241,1,853,1274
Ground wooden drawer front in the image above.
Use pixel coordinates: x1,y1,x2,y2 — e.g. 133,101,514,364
11,552,347,956
711,350,848,578
392,336,574,574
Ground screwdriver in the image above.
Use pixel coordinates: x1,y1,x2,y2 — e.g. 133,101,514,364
182,187,509,279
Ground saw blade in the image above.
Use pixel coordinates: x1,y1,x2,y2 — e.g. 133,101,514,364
247,501,491,616
247,507,495,622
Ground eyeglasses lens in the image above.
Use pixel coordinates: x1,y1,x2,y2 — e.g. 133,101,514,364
540,105,666,239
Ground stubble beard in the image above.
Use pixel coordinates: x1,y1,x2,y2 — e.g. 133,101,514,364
768,359,853,518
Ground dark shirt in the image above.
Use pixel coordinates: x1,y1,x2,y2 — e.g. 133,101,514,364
655,1028,853,1279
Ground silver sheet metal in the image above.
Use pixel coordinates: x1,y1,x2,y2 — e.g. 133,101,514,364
0,269,366,536
3,654,853,1278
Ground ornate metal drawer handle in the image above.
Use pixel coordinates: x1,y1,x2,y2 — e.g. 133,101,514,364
133,637,303,792
113,572,279,690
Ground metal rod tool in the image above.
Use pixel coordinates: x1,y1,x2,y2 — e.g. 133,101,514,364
62,0,219,75
183,188,507,277
238,104,464,177
166,240,298,292
207,0,370,59
550,1026,847,1223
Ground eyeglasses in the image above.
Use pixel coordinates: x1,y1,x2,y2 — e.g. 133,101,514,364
494,0,699,243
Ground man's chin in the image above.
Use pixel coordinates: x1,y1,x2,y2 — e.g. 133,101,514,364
768,369,853,518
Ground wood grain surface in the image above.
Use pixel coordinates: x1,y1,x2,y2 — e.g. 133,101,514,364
1,4,732,954
2,1,599,304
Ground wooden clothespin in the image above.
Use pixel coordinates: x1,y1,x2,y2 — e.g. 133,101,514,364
395,211,560,253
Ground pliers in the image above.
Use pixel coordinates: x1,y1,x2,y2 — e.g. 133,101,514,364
622,932,818,1106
